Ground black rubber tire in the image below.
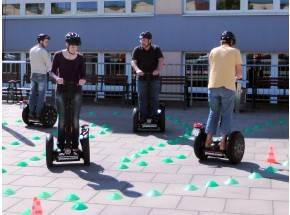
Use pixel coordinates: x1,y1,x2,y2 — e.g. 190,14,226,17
227,131,245,164
193,129,207,161
159,105,165,132
81,135,90,166
133,107,139,133
46,134,54,168
40,105,57,128
22,105,34,126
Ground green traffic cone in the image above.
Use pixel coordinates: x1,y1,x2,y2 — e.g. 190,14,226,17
264,166,278,173
184,184,198,191
248,172,263,179
205,180,219,188
157,143,166,147
32,136,41,141
2,146,7,150
146,145,155,151
30,156,41,161
224,178,239,186
2,168,7,174
117,163,129,170
3,188,16,196
71,202,88,211
17,161,28,167
137,160,148,167
89,123,97,127
139,149,148,154
130,153,141,159
120,156,131,163
2,121,8,127
176,154,187,159
65,193,80,202
89,134,96,139
10,140,21,146
167,139,176,145
162,157,173,164
146,189,162,197
38,191,52,199
283,160,289,168
107,192,123,200
20,208,31,215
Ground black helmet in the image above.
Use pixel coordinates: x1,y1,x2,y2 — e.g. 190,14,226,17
65,32,81,46
37,34,50,43
221,31,236,45
139,31,152,40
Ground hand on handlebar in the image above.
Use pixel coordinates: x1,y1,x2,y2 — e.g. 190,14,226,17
136,69,144,76
79,79,86,86
56,77,64,85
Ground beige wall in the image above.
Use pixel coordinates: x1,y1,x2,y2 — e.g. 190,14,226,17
155,0,182,15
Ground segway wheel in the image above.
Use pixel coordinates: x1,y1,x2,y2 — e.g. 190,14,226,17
81,127,90,166
227,131,245,164
46,134,54,168
40,105,57,128
22,105,34,126
159,105,165,132
193,130,207,161
133,107,139,133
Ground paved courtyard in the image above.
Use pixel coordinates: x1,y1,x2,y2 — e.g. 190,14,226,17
2,102,289,215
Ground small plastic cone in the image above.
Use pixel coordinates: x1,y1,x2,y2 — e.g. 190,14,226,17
266,146,277,164
31,197,43,215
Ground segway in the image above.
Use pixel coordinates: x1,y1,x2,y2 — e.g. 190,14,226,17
192,122,245,164
22,101,57,128
46,82,90,168
133,103,165,132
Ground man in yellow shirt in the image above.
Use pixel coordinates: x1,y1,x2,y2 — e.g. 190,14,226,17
205,31,242,151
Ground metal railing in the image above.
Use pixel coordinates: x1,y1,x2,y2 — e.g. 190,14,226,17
2,61,289,106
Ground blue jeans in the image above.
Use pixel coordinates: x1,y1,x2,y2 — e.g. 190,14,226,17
205,87,235,136
137,79,160,121
28,73,47,117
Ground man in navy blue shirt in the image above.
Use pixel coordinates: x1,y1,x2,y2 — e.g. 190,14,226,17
131,31,164,124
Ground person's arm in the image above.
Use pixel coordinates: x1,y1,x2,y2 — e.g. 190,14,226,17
153,47,164,76
49,53,63,84
235,49,243,80
131,47,144,76
79,55,86,85
41,49,52,73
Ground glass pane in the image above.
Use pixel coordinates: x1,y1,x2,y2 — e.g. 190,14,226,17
246,53,271,84
185,53,208,76
2,4,20,15
217,0,240,10
281,0,289,9
104,53,126,75
132,0,153,13
25,3,45,15
186,0,209,11
248,0,273,10
77,2,98,14
278,53,289,77
51,2,71,15
104,1,125,13
2,53,21,61
83,53,98,75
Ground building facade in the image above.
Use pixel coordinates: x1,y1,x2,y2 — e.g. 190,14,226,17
2,0,289,89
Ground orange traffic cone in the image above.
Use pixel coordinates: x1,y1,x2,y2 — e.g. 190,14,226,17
266,146,277,164
31,197,43,215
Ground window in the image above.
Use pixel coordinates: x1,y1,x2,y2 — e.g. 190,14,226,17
248,0,273,10
25,3,45,15
185,53,208,75
83,53,98,75
104,53,126,75
185,0,210,11
2,53,21,80
51,2,71,15
2,4,20,15
104,1,125,13
280,0,289,9
77,1,98,14
132,0,154,13
278,54,289,78
217,0,240,10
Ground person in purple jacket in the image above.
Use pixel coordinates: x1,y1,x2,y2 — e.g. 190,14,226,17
50,32,86,151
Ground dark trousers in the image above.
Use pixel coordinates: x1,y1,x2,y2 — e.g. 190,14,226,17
56,86,82,149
